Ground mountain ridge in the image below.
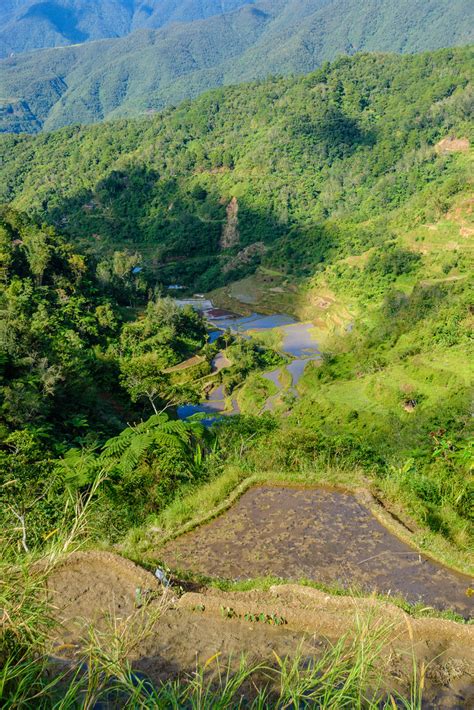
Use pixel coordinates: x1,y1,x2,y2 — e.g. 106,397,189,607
0,1,254,57
2,46,472,291
1,0,473,134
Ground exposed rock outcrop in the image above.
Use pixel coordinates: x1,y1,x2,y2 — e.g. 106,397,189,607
221,197,240,249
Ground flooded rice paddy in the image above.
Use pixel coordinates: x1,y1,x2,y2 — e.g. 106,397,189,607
177,383,239,423
160,486,473,617
178,306,321,420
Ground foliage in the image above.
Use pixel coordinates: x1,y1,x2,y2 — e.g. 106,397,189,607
1,2,473,131
0,46,472,576
224,338,283,393
1,47,473,290
0,207,127,444
0,208,214,546
0,430,65,552
100,413,208,477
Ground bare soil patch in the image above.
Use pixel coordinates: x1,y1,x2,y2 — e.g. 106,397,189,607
46,551,162,644
435,137,470,154
47,553,474,707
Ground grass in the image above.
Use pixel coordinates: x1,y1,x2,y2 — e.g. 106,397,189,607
210,269,304,318
247,326,285,352
224,582,470,625
236,373,278,414
165,564,469,624
298,345,472,416
96,619,413,709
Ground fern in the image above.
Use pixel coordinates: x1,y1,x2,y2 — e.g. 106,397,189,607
135,414,168,432
99,413,208,476
101,428,134,459
119,433,153,475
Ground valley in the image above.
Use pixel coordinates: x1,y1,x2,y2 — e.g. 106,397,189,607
0,41,472,708
176,300,322,420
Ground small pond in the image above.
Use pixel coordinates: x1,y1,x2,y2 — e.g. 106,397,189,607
160,486,473,617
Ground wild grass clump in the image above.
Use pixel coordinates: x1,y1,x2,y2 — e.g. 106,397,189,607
0,475,105,707
50,612,423,709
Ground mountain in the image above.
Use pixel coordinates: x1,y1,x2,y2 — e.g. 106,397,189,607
0,1,253,57
1,47,473,704
1,46,472,290
1,0,473,134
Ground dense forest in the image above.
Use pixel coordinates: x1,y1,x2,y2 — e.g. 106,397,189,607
0,206,227,541
1,47,473,290
1,1,473,133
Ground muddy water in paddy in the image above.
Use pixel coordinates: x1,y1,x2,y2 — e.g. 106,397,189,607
160,486,473,617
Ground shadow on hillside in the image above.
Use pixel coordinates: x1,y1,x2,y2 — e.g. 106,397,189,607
36,163,348,291
23,2,89,44
290,106,375,162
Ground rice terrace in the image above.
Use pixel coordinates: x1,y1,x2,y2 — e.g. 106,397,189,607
0,4,473,707
159,485,473,617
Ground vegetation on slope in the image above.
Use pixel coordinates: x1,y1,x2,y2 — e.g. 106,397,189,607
0,0,253,57
0,207,222,544
1,1,473,133
0,47,472,590
0,47,473,704
1,47,473,292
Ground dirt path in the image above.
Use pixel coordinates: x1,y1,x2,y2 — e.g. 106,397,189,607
159,486,474,617
47,552,474,707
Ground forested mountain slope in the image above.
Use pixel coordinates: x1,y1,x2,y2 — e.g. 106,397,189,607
1,0,473,133
0,0,252,57
1,47,472,291
0,48,473,701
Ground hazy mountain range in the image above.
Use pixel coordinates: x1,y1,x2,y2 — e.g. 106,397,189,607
1,1,473,133
0,1,254,56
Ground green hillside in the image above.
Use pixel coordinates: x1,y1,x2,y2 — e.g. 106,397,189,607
1,0,473,133
1,47,473,704
1,48,472,530
1,47,472,292
0,1,252,57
